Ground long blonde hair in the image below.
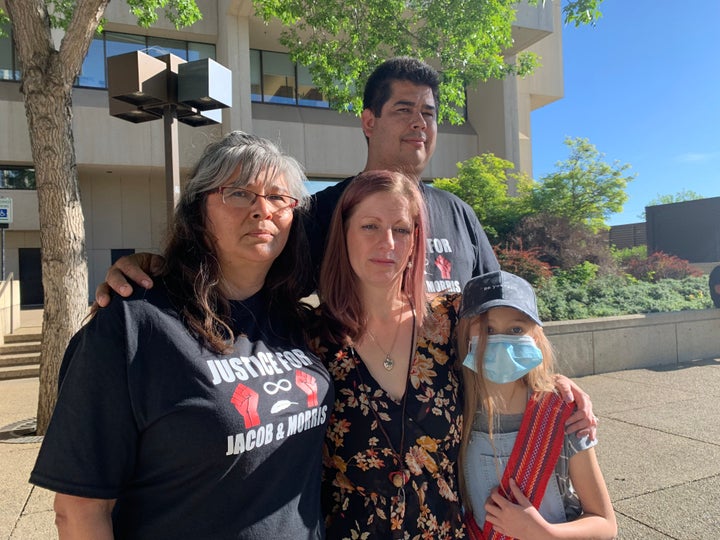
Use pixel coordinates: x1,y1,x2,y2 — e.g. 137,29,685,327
456,309,557,505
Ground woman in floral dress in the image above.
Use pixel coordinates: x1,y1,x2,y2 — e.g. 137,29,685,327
314,170,464,539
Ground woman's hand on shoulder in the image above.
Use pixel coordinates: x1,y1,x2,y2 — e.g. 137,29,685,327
95,253,165,308
554,374,598,441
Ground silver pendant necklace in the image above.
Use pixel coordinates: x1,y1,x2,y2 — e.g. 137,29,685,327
364,344,395,371
365,297,405,371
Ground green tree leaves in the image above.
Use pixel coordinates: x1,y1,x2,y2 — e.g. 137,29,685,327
253,0,603,123
434,136,630,243
433,154,533,242
125,0,202,29
529,137,635,232
562,0,604,27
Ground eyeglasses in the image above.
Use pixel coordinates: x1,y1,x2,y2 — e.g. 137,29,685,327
217,186,299,212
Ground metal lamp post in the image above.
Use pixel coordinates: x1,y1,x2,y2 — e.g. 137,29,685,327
107,51,232,222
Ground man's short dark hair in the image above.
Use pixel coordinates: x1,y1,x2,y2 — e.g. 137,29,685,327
363,57,440,116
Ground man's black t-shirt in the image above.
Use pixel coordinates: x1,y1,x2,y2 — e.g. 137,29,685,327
307,176,499,293
30,283,333,539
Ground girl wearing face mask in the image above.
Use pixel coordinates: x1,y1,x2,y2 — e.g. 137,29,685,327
457,271,617,540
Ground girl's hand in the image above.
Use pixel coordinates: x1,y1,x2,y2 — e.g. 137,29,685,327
484,479,549,539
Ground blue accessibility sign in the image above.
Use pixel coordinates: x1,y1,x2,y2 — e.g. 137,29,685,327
0,198,12,224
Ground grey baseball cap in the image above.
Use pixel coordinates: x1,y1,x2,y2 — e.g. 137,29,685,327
459,270,543,326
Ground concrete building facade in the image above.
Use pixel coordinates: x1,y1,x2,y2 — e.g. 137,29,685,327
0,0,565,305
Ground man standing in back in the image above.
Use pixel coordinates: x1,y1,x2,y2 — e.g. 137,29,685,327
308,56,498,294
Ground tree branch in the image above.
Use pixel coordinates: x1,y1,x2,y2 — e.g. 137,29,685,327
5,0,54,66
58,0,109,83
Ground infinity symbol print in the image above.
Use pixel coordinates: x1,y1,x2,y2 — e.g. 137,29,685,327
263,379,292,395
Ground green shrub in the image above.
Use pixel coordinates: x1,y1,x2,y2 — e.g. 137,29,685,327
553,261,599,287
537,275,712,322
611,245,646,266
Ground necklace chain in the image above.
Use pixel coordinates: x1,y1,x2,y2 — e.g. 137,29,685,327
351,303,416,519
352,346,410,471
365,297,405,371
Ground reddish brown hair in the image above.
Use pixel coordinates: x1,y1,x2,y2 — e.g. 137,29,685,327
319,170,428,344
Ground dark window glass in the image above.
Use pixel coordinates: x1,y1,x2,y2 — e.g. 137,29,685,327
5,28,217,89
262,51,295,105
452,88,468,122
77,32,215,91
297,64,327,107
250,50,329,109
77,35,106,88
0,22,17,81
250,49,262,102
147,37,188,60
0,168,36,190
105,32,146,59
188,42,215,62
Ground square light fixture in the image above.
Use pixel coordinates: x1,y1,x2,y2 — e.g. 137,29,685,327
108,97,162,123
179,107,223,127
107,51,168,107
178,58,232,111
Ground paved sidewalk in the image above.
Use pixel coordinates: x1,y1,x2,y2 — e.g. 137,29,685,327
1,351,719,538
0,379,54,540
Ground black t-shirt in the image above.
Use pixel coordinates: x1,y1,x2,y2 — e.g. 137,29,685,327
30,283,333,540
307,176,499,293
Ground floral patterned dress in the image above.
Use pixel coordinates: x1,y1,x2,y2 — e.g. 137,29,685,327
316,294,466,540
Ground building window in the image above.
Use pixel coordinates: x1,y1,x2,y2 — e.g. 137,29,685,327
147,36,188,59
250,49,262,102
298,64,325,106
0,26,215,89
77,31,216,89
0,21,20,81
0,167,36,190
104,32,147,62
262,51,295,104
251,49,329,109
188,42,215,62
77,35,107,87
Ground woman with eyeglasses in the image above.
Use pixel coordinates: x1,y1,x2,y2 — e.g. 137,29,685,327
30,131,334,539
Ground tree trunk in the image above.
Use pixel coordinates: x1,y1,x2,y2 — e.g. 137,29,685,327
29,88,89,436
6,0,108,434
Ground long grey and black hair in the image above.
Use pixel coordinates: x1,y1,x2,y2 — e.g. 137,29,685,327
161,131,312,353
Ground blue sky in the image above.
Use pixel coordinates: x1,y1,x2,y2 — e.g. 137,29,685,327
531,0,720,226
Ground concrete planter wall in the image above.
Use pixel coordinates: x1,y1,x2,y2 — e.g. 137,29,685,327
545,309,720,377
0,278,21,342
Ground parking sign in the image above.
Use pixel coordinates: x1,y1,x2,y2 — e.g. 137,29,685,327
0,198,12,225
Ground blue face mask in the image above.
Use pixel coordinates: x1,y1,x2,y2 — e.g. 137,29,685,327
462,334,543,384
